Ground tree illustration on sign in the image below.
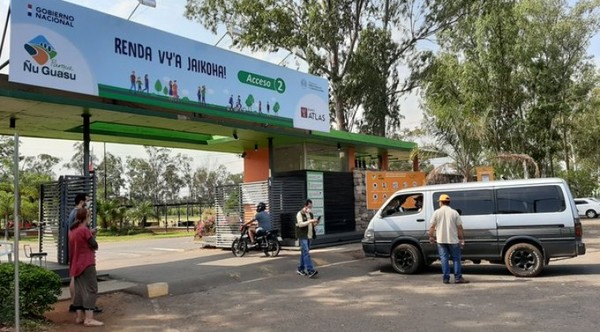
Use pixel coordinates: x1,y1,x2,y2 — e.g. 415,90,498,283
273,102,280,113
245,94,254,111
154,80,162,94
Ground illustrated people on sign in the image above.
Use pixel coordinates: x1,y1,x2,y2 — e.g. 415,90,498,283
197,86,202,103
243,202,271,244
296,199,319,278
201,85,206,104
69,208,103,326
172,80,179,100
266,101,270,113
129,71,136,92
136,76,142,92
258,100,262,113
143,74,149,93
235,95,242,111
428,194,469,284
168,80,173,98
228,94,234,110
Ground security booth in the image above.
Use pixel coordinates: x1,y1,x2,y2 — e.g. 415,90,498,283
210,136,416,247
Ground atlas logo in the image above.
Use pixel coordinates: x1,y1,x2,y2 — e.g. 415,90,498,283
299,106,326,122
24,35,57,65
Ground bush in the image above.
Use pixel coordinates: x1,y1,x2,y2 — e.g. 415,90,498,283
0,262,62,325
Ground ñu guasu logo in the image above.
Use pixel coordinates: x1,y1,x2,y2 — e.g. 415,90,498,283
24,35,57,65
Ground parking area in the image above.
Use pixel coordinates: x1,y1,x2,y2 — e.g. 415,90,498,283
45,219,600,331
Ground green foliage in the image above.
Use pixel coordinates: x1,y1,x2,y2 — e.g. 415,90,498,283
162,86,168,95
96,151,125,201
273,102,280,113
154,79,163,93
128,200,157,228
63,142,98,175
245,94,254,110
184,0,471,133
421,0,600,179
558,168,599,198
0,263,61,325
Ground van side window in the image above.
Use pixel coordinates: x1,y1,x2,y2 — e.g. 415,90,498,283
432,190,493,216
496,185,565,214
382,193,424,217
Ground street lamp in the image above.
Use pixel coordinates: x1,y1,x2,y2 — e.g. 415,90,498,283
214,23,243,46
127,0,156,21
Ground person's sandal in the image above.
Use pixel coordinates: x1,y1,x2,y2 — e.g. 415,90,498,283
84,319,104,327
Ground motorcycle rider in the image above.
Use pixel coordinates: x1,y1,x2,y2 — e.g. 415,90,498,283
244,202,271,245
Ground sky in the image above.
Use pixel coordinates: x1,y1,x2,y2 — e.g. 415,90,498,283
0,0,598,176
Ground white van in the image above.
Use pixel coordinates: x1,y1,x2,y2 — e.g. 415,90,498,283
362,178,586,277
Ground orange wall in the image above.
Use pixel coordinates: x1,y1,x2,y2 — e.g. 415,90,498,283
243,147,270,182
348,147,356,171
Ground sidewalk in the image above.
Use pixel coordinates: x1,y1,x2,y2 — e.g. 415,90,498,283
58,242,363,300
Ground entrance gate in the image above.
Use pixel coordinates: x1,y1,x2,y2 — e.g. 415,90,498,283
214,181,270,248
39,175,96,265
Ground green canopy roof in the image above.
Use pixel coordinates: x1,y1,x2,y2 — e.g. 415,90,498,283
0,75,415,160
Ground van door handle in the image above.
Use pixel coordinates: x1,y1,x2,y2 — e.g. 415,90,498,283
416,219,425,222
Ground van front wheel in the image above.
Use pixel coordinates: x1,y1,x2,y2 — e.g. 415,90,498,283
391,244,422,274
505,243,543,277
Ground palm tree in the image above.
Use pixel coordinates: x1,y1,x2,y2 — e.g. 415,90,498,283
129,200,156,228
96,199,120,229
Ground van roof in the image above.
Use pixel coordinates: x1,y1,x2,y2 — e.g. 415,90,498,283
396,177,567,194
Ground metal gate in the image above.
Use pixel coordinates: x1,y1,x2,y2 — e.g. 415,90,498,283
39,175,96,264
214,181,270,248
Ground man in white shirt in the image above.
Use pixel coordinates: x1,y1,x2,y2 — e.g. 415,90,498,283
428,194,469,284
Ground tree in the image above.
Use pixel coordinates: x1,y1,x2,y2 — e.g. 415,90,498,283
128,200,157,228
245,94,254,111
190,164,241,206
97,151,125,201
421,0,599,180
63,142,98,175
184,0,473,133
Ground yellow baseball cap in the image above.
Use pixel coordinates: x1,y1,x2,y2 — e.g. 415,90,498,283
438,194,451,202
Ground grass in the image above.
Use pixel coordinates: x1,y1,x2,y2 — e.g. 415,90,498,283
96,229,196,242
5,228,197,246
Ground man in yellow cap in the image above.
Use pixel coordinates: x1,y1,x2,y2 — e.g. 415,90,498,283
428,194,469,284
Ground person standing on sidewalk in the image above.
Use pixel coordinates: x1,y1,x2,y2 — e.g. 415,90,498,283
69,208,103,326
428,194,469,284
67,194,102,314
296,199,319,278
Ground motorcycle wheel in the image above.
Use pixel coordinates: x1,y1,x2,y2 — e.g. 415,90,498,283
232,238,247,257
263,238,281,257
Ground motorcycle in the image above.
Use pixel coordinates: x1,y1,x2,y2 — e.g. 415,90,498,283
231,224,282,257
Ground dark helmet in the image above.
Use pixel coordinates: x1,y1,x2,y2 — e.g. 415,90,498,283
256,202,267,212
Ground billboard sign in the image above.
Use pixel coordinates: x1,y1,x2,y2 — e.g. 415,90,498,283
9,0,330,132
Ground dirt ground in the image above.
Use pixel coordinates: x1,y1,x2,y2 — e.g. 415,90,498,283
43,292,156,332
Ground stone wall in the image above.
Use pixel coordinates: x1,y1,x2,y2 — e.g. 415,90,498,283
353,170,376,231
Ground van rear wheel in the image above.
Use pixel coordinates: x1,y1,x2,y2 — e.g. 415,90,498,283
391,244,422,274
505,243,543,277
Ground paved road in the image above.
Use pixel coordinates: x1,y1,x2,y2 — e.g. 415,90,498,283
87,219,600,332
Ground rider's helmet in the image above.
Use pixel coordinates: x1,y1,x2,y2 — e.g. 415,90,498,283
256,202,267,212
